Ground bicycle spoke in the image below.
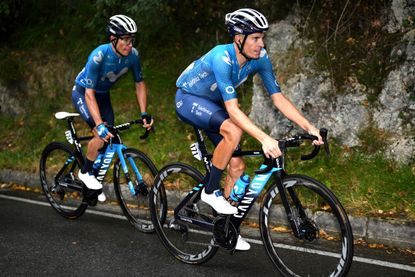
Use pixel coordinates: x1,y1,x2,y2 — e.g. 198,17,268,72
39,142,87,219
113,148,158,233
260,174,353,276
150,163,218,264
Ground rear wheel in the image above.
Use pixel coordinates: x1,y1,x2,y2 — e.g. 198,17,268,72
149,163,218,264
113,148,158,232
260,174,354,276
39,142,87,219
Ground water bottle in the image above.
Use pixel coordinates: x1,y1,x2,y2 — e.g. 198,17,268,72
229,173,250,204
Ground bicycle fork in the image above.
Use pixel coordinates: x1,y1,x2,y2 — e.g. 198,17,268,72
118,148,148,196
274,171,316,240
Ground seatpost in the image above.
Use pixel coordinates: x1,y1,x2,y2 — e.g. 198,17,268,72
194,128,212,173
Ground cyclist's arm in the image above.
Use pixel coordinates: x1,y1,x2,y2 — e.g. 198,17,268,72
224,99,281,158
84,88,114,141
135,81,153,129
271,93,323,144
84,88,104,127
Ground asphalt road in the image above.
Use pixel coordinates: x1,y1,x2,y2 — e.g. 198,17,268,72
1,190,414,276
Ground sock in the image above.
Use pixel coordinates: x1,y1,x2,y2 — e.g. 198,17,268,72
205,165,223,194
81,158,94,174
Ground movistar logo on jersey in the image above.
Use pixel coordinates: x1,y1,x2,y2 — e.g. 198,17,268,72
102,67,128,82
222,50,231,65
93,51,104,64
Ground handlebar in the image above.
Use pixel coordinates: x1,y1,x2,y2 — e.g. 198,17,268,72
111,119,153,140
254,128,330,174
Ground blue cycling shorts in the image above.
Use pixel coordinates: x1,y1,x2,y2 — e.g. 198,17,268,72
71,85,114,129
175,89,230,146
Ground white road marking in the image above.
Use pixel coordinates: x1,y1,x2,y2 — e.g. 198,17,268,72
1,193,414,272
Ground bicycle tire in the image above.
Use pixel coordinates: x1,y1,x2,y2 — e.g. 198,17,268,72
39,142,87,219
113,148,158,233
149,162,218,264
260,174,354,276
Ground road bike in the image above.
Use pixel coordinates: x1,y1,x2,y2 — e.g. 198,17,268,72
39,111,158,232
149,127,354,276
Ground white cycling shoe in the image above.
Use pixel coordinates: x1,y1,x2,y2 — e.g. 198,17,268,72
201,189,238,215
235,235,251,251
78,170,103,190
97,192,106,202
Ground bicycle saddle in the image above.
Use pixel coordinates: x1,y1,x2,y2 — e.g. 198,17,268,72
55,111,80,119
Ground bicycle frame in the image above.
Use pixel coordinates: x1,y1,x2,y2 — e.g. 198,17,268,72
60,115,148,196
95,141,145,196
174,127,321,238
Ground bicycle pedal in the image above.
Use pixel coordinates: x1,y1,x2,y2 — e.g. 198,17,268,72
86,196,98,206
82,186,102,206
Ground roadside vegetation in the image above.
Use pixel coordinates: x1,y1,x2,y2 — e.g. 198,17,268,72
0,0,413,220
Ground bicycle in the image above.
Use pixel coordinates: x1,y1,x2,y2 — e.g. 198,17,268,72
149,127,354,276
39,111,158,232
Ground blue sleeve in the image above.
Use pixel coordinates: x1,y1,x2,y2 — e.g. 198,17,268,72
130,48,144,83
257,51,281,95
82,49,104,89
211,51,237,102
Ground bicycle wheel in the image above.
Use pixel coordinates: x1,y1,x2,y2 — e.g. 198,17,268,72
39,142,87,219
113,148,158,233
149,162,218,264
260,174,354,277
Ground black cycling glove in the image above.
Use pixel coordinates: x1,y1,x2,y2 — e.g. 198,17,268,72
141,112,152,125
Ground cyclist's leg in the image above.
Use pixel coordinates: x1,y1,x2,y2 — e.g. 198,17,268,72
176,90,241,188
224,157,246,198
85,92,114,162
72,88,114,163
176,90,239,213
209,119,242,189
71,86,107,192
205,132,246,199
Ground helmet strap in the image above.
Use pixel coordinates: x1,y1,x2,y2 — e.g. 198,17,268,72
236,34,253,61
110,37,127,58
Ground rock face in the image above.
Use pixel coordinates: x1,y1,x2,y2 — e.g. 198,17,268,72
384,0,415,33
250,5,414,164
0,52,75,117
0,85,25,116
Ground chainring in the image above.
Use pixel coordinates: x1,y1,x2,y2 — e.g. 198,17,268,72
213,216,238,251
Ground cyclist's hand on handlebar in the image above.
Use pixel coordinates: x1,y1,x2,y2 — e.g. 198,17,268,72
261,136,282,159
96,123,114,142
141,112,153,131
308,126,324,145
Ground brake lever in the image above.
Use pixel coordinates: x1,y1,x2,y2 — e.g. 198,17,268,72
320,128,330,156
139,119,155,140
140,129,151,140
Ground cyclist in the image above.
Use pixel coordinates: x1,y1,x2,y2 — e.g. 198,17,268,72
72,15,153,202
175,8,323,250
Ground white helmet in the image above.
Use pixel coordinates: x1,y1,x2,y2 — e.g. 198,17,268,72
225,8,269,36
107,15,137,37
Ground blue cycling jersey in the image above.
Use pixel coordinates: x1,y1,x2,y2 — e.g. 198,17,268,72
75,43,143,93
176,43,281,103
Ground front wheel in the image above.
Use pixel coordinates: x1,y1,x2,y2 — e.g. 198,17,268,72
39,142,87,219
149,163,218,264
260,174,354,276
113,148,158,233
